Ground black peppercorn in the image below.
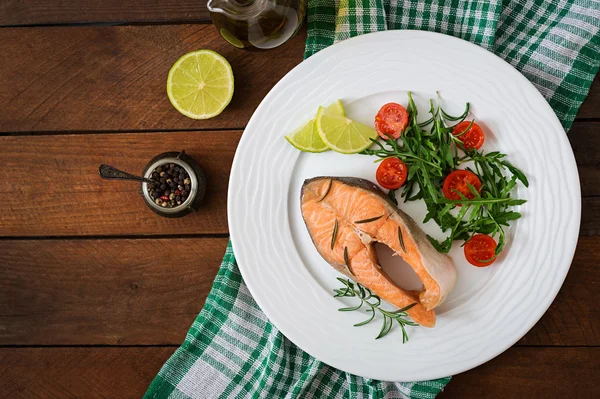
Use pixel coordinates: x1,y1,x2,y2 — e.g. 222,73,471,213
147,161,194,210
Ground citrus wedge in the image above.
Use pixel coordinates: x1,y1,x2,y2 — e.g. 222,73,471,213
315,106,377,154
324,99,346,116
285,118,329,153
285,100,346,153
167,49,234,120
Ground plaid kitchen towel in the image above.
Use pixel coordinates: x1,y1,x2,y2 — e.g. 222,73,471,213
146,2,599,398
306,0,600,131
145,242,449,398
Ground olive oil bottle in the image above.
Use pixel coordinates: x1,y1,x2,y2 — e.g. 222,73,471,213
208,0,307,50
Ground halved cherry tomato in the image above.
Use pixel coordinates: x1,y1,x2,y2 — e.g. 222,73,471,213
464,234,497,267
452,121,485,150
374,103,409,140
442,170,482,201
376,157,408,189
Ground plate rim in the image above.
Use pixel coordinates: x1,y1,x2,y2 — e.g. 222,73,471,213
228,29,581,381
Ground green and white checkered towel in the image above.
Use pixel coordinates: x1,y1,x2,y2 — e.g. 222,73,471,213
145,2,599,398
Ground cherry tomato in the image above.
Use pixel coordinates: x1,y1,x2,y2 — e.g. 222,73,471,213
442,170,482,202
374,103,409,139
464,234,497,267
452,121,485,150
376,158,408,189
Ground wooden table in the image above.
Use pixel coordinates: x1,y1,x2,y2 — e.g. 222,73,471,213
0,3,598,398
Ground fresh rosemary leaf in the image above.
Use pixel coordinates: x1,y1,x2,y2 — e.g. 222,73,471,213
317,179,333,202
333,278,416,340
355,214,384,224
344,246,350,269
376,316,392,339
398,226,406,252
331,219,338,250
354,309,376,327
339,303,363,312
395,303,417,313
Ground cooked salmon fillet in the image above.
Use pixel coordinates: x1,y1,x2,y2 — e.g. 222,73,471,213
301,177,457,328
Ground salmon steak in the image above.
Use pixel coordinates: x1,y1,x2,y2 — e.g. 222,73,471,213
300,177,457,328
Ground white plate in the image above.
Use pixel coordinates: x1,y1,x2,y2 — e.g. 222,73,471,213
228,30,580,382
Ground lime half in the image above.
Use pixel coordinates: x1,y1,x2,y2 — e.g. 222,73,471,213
167,49,234,119
315,106,377,154
285,101,346,152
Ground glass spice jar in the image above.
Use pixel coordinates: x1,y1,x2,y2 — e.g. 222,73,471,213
141,150,207,218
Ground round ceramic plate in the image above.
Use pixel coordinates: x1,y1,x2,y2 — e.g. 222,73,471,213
228,30,580,382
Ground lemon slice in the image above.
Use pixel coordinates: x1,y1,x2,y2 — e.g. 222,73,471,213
285,101,346,153
166,49,234,119
315,106,377,154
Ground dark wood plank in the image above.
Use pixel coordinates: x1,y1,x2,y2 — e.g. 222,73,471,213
0,347,596,398
576,74,600,119
1,237,597,346
0,238,228,345
517,236,600,346
0,1,209,26
0,131,240,236
581,198,600,236
0,347,174,399
440,347,599,398
579,165,600,197
1,124,598,237
0,25,305,133
569,121,600,165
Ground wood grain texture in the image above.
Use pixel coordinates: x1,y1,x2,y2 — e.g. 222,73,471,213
576,74,600,119
0,123,598,237
0,238,228,345
569,121,600,165
0,347,174,399
0,237,597,346
581,198,600,236
579,165,600,197
0,1,209,26
0,347,596,399
0,25,305,133
516,237,600,346
440,347,600,399
0,131,240,236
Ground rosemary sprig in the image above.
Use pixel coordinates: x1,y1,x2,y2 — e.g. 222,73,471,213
355,214,384,224
398,226,406,252
331,219,338,250
333,278,418,341
317,179,333,202
343,247,350,270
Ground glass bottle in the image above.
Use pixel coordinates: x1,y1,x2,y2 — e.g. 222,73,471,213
207,0,307,50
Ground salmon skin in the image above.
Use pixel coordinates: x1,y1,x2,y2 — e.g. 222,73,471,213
300,176,457,328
